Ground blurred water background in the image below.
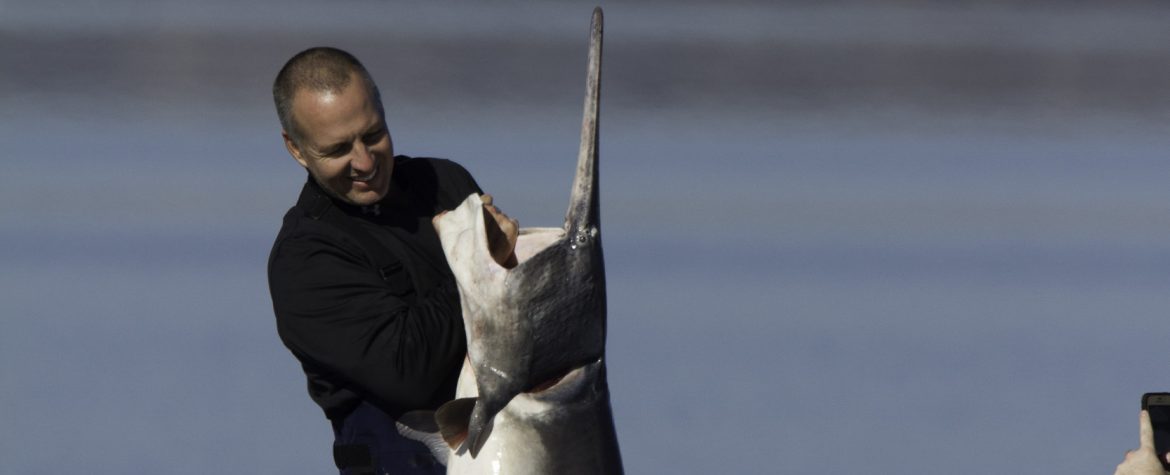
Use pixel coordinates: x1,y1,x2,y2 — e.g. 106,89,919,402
3,1,1170,473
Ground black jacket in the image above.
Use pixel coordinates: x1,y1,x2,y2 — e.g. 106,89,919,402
268,156,481,421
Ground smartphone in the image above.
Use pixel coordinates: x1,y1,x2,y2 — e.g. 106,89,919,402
1142,392,1170,472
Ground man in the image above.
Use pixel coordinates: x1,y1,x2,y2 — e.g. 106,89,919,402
267,47,516,474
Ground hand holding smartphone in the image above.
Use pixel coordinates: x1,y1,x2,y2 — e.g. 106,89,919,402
1141,393,1170,472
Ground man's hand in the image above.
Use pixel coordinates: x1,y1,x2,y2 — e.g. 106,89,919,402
1115,411,1170,475
481,194,518,269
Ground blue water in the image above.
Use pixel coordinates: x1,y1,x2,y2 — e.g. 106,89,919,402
3,1,1170,473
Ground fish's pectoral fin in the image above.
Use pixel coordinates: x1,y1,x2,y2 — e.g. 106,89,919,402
465,396,501,458
395,410,450,466
435,397,477,450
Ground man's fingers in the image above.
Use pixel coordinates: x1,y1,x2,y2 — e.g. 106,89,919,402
495,212,518,242
481,197,519,245
1141,410,1156,450
433,209,449,224
480,200,519,268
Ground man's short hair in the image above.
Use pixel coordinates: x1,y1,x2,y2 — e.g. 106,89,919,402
273,47,383,145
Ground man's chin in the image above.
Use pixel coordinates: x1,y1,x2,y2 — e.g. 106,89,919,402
312,172,389,207
319,182,385,207
343,190,386,207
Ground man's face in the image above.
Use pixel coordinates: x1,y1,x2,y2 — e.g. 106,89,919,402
283,74,394,207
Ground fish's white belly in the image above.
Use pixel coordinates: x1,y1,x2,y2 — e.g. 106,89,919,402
446,410,551,475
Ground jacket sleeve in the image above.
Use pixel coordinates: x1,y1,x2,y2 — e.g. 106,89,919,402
268,229,466,410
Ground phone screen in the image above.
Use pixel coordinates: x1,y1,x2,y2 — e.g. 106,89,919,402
1144,393,1170,471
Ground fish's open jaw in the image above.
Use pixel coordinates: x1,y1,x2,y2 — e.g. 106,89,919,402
523,358,605,408
527,367,572,394
525,357,598,395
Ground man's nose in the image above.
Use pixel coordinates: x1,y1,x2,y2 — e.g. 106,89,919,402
351,142,375,172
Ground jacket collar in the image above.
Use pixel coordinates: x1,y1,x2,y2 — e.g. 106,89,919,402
296,155,413,220
296,175,387,220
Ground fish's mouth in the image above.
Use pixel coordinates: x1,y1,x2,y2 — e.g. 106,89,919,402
527,370,571,394
524,358,604,402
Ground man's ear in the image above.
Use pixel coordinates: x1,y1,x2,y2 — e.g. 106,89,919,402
283,131,310,169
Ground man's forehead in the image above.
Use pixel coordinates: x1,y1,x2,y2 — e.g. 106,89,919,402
291,86,343,119
291,83,380,149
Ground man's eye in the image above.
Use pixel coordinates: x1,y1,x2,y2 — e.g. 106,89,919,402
362,129,385,145
324,144,351,157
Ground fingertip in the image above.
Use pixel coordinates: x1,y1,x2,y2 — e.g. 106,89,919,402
1141,410,1157,449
